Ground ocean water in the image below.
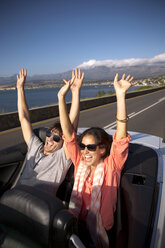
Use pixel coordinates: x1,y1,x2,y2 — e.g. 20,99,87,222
0,85,138,113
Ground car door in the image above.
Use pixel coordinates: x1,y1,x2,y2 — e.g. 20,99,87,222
0,142,27,196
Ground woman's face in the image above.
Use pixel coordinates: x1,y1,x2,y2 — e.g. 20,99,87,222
80,134,105,167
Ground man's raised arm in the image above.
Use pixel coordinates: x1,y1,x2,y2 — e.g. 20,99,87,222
17,68,33,146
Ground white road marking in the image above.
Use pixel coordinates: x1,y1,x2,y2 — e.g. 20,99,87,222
104,112,135,129
128,97,165,119
158,97,165,102
104,97,165,129
128,112,136,117
104,121,116,129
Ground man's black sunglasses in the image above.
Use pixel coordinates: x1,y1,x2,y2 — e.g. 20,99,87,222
79,142,100,151
46,130,62,142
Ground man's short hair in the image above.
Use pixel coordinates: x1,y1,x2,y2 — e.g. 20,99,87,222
49,121,62,137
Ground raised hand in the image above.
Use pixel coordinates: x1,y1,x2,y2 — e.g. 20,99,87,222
114,73,136,96
58,77,75,98
70,68,84,92
16,68,27,89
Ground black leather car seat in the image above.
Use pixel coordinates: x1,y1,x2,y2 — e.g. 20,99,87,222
0,184,78,248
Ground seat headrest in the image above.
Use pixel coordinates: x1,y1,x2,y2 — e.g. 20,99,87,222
33,127,48,143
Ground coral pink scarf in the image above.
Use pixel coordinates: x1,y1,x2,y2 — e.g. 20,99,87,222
69,161,109,248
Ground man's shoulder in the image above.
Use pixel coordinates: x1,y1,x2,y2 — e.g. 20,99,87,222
51,146,72,164
28,133,44,152
51,146,65,157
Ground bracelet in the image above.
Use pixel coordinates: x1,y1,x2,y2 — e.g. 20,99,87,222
116,115,129,123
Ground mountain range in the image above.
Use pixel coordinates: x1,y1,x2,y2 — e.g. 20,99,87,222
0,65,165,86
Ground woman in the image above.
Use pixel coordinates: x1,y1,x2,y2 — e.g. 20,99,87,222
58,70,135,247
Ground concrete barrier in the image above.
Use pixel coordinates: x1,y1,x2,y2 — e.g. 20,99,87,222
0,86,165,132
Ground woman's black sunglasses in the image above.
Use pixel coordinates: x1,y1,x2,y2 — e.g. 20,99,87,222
46,130,62,142
79,142,100,151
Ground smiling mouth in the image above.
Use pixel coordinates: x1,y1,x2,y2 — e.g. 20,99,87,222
84,155,92,162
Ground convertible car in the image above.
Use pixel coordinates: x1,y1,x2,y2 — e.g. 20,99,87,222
0,127,164,248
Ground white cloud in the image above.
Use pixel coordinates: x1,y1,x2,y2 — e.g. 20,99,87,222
78,53,165,69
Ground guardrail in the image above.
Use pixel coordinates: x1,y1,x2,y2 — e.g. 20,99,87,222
0,86,165,132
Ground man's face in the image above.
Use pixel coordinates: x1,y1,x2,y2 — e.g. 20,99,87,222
44,128,63,155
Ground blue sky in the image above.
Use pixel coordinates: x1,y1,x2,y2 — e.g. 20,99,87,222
0,0,165,77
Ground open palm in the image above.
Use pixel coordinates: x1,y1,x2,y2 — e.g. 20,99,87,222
58,77,74,98
114,73,136,95
70,68,84,92
16,68,27,88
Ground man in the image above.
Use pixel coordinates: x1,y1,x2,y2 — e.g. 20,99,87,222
16,68,84,195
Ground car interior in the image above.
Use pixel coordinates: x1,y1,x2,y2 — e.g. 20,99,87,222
0,127,159,248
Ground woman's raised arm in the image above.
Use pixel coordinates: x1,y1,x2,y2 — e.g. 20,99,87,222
114,73,135,140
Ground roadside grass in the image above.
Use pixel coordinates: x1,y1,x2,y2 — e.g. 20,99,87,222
96,90,114,97
96,83,165,97
135,86,154,91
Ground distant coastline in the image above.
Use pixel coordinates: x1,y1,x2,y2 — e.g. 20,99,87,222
0,74,164,91
0,81,114,91
0,81,164,113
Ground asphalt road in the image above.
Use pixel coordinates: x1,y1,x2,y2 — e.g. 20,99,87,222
0,89,165,150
